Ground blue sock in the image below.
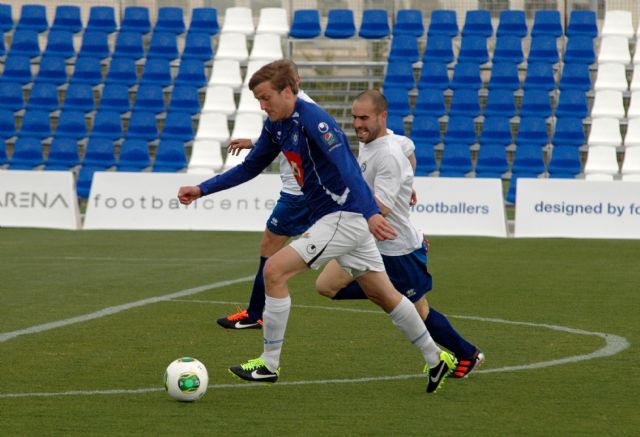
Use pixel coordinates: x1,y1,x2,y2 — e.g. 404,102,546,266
332,281,367,300
425,307,476,358
246,256,268,321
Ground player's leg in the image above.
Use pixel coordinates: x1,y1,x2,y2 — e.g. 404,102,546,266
315,259,356,298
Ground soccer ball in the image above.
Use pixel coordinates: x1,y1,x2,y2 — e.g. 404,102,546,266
164,357,209,402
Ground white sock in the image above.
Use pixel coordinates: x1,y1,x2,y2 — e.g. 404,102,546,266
260,295,291,371
389,296,442,367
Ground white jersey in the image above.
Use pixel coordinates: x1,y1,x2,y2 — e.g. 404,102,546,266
358,134,423,256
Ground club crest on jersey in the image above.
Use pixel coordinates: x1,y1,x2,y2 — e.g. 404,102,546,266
360,162,367,172
318,122,329,133
292,132,298,145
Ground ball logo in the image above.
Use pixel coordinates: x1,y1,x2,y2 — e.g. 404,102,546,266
306,244,317,254
318,122,329,133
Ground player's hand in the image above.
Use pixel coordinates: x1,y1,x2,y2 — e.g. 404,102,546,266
409,188,417,206
177,186,202,205
227,138,254,156
368,214,397,241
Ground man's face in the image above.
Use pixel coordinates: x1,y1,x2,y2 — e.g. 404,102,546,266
352,98,386,144
252,81,295,121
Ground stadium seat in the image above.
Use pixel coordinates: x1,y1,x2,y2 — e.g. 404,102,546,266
584,146,619,176
202,86,235,115
90,110,122,141
0,108,16,139
439,144,473,176
26,82,59,112
147,32,179,61
519,89,552,119
590,90,625,120
168,85,200,115
0,31,5,56
112,31,145,60
99,83,131,113
393,9,424,37
45,136,80,170
324,9,356,39
422,35,454,64
531,10,562,38
256,7,289,36
215,32,248,62
547,146,582,177
479,116,512,146
117,138,151,171
82,137,116,167
414,142,437,175
289,10,321,39
0,82,25,112
450,62,482,91
487,62,520,91
388,35,420,63
555,90,588,119
497,10,527,38
410,115,441,146
587,117,622,147
236,87,263,115
19,109,52,139
161,111,194,142
598,36,631,65
594,63,628,92
208,59,242,89
475,144,508,177
55,109,87,140
105,58,138,88
120,6,151,34
8,137,43,169
602,10,634,39
427,10,458,37
383,88,411,118
154,7,185,34
51,5,82,33
523,63,555,92
461,10,492,37
77,31,110,60
564,37,595,65
444,116,476,145
188,139,223,173
527,35,559,64
505,173,537,203
43,30,75,59
243,60,270,87
511,144,545,175
189,8,219,35
182,32,214,61
0,55,32,84
132,84,165,114
153,139,188,172
140,58,172,88
175,59,207,88
358,9,390,39
9,29,40,58
87,6,116,34
551,117,585,148
483,89,516,118
221,6,254,35
76,165,106,198
386,115,405,136
70,57,103,86
230,112,263,140
383,61,415,90
0,3,13,33
449,89,481,117
249,33,283,61
457,35,489,64
516,117,549,147
413,89,446,117
621,147,640,176
195,112,229,142
417,62,449,90
625,117,640,146
566,10,598,38
558,63,592,92
17,4,47,32
492,35,524,64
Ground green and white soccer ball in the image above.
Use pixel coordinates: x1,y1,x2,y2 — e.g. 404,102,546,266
164,357,209,402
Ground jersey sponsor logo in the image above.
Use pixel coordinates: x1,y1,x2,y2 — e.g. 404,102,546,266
323,132,336,145
318,122,329,133
283,150,304,187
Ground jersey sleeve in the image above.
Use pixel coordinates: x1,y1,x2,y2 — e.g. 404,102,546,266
393,134,415,158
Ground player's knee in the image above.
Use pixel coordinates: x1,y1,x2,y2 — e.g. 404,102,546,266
315,277,338,298
263,259,284,287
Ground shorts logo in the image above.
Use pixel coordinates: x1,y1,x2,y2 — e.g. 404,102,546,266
306,244,317,254
405,289,416,298
270,217,279,227
360,162,367,173
318,122,329,133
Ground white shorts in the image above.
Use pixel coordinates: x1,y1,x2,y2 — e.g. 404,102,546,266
289,211,385,276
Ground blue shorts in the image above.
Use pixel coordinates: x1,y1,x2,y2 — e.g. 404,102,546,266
382,242,432,303
266,191,312,237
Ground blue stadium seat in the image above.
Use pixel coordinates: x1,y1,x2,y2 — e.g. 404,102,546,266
516,117,549,147
55,109,87,140
462,10,492,37
417,62,449,90
527,35,559,64
393,9,424,37
488,62,520,91
45,136,80,170
444,116,476,145
548,146,582,177
117,138,151,171
439,144,473,176
0,4,13,33
8,137,43,169
125,111,158,142
20,110,52,139
496,10,527,38
120,6,151,34
133,84,165,114
0,82,25,112
422,35,454,64
531,10,562,38
475,144,508,177
76,166,104,198
457,35,489,64
387,35,420,63
112,31,144,60
383,87,411,118
450,62,482,91
82,137,116,167
484,89,516,118
0,55,32,84
383,61,415,90
359,9,390,39
519,89,552,118
289,10,321,39
427,10,458,37
523,63,555,92
386,114,405,135
410,115,441,147
105,58,138,87
77,31,110,60
99,83,131,113
168,85,200,115
62,83,94,112
70,57,103,86
0,36,5,57
506,173,537,204
0,108,16,139
87,6,117,34
492,35,524,64
175,59,207,88
36,56,68,86
564,36,595,65
558,63,591,92
52,5,82,33
511,144,545,175
9,29,40,58
554,90,588,119
154,7,185,34
551,117,585,148
161,111,194,142
479,116,512,146
324,9,356,39
43,30,75,59
17,4,47,32
140,58,172,88
90,110,122,140
413,89,446,117
414,141,437,175
182,32,214,61
566,10,598,39
147,31,179,61
448,89,481,117
26,82,59,112
153,139,188,172
189,8,219,35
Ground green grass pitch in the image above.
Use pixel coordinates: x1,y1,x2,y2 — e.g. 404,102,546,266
0,229,638,435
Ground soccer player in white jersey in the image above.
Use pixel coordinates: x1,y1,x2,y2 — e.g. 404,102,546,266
316,90,484,378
